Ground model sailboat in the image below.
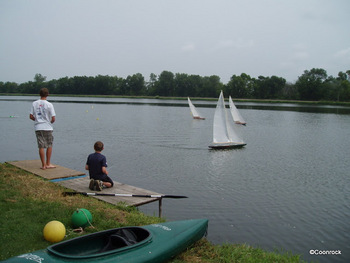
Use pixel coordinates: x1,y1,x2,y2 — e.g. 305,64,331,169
209,91,246,149
188,97,205,120
229,96,246,125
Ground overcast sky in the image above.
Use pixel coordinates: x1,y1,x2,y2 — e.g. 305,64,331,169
1,0,349,84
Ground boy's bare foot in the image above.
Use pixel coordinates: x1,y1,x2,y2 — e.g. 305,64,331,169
46,164,56,169
40,166,47,170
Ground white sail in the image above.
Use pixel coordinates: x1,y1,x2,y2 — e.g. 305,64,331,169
212,91,229,143
229,96,246,125
210,91,245,149
188,97,205,119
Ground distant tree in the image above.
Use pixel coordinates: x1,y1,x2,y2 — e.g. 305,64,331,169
23,73,47,94
146,73,158,95
187,75,203,97
46,79,58,94
34,73,46,83
125,73,145,95
110,76,125,95
71,76,89,94
295,68,328,100
174,73,191,97
156,71,175,96
94,75,115,95
3,69,350,101
56,77,72,94
281,82,299,100
23,81,37,94
226,73,253,98
0,81,19,93
340,79,350,101
337,71,347,81
85,76,96,94
336,71,350,101
202,75,222,97
268,76,286,99
252,75,286,99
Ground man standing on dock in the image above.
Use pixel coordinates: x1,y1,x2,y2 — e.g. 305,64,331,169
29,88,56,170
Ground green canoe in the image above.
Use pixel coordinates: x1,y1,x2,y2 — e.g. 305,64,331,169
3,219,208,263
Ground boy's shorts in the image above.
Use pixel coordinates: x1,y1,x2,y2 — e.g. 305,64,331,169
103,175,114,187
35,130,54,148
92,174,114,187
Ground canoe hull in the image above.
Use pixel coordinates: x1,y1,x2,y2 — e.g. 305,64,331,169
3,219,208,263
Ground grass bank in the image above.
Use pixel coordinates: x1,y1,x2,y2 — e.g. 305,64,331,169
0,163,305,262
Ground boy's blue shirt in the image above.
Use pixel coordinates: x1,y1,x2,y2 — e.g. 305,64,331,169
86,152,108,179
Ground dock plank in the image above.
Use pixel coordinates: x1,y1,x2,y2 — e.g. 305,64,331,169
57,177,161,207
7,160,85,180
7,160,162,209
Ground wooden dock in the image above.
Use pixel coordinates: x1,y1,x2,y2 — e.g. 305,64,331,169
7,160,163,217
7,160,85,180
57,177,162,207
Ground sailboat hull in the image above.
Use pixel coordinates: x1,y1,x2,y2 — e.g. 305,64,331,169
209,142,246,149
235,121,246,125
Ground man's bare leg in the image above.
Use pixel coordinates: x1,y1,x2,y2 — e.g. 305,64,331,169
39,148,46,169
45,147,56,168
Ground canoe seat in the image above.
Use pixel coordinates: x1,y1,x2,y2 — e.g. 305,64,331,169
99,229,139,252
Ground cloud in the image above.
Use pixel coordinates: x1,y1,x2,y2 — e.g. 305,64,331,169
291,43,310,60
214,38,254,50
293,51,310,60
181,43,196,52
293,43,307,50
279,43,311,79
334,47,350,58
216,40,234,49
233,38,254,49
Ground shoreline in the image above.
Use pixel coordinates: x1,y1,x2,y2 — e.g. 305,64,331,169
1,93,350,106
0,163,305,262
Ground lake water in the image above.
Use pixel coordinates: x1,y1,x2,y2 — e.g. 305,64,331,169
1,96,349,262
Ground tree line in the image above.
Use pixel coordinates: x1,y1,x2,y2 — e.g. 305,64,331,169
1,68,350,101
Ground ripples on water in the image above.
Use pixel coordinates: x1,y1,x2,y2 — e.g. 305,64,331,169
1,97,349,262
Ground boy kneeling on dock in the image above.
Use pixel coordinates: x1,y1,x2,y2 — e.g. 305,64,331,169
86,141,114,191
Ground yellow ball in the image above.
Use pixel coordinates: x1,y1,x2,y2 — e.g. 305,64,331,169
43,220,66,243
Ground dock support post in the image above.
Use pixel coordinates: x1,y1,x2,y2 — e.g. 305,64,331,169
159,198,162,218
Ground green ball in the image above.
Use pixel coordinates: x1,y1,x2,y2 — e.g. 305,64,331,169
71,208,92,228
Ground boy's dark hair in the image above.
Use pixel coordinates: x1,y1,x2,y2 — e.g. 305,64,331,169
94,141,104,152
39,88,49,97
